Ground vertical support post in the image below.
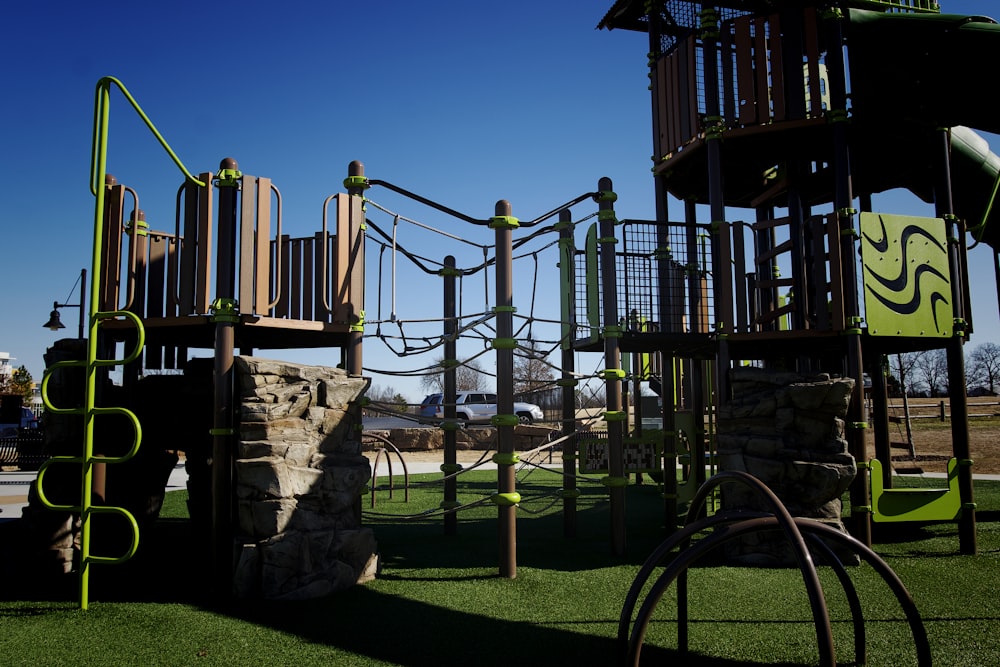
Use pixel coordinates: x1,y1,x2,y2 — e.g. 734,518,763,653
824,10,871,547
344,161,367,378
597,178,627,556
685,198,708,492
442,255,459,535
211,157,240,597
557,209,578,537
701,7,731,409
934,129,977,554
491,200,518,578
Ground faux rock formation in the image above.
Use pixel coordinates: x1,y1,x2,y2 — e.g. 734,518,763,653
232,357,378,599
716,367,858,566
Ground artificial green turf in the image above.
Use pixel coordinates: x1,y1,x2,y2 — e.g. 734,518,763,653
1,465,997,666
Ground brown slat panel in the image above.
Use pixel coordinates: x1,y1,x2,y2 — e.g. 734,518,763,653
273,235,290,318
164,236,179,368
131,227,148,318
714,221,734,334
302,237,314,320
145,235,167,370
768,14,785,121
100,184,126,311
809,215,829,330
238,175,257,315
147,236,167,319
656,57,671,158
721,20,737,125
314,232,326,323
334,196,351,322
735,16,756,126
291,238,304,320
660,51,676,155
802,7,823,117
196,172,214,315
178,177,203,315
753,16,771,124
667,51,681,153
255,177,272,314
826,213,846,330
678,38,695,143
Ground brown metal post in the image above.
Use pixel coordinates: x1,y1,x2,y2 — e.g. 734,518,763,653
442,255,459,535
597,178,627,556
825,12,871,547
933,129,977,554
492,200,517,578
344,161,367,378
211,157,239,596
557,209,577,537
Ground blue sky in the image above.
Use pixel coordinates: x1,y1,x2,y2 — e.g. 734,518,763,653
2,1,998,404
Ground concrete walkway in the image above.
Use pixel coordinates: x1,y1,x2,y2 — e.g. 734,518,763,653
3,455,996,521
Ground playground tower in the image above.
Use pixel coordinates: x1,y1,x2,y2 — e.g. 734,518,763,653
595,0,1000,553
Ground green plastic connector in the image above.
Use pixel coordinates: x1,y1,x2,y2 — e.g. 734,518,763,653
489,215,520,229
601,475,629,488
216,168,242,187
597,235,619,244
209,297,239,323
492,305,517,313
491,492,521,506
602,410,627,422
349,310,365,332
208,427,235,436
602,325,622,338
556,378,578,387
491,337,517,350
343,175,370,190
602,368,626,380
440,463,464,474
439,420,462,431
492,452,520,466
491,414,520,427
560,489,581,499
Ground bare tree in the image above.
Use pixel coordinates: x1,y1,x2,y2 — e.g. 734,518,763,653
911,348,949,397
419,356,487,394
513,342,555,395
366,384,409,411
968,342,1000,395
887,352,922,397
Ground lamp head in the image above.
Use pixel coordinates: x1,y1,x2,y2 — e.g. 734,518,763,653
43,302,65,331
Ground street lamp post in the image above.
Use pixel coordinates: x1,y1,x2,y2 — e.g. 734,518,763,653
43,268,86,340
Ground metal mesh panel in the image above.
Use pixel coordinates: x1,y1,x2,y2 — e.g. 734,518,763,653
571,220,715,342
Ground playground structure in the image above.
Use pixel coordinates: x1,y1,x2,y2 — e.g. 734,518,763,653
29,0,1000,613
587,0,1000,557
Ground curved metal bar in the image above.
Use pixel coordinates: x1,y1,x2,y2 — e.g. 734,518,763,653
621,471,833,662
367,179,488,225
365,432,410,506
320,193,338,315
120,185,140,311
803,531,867,664
265,181,283,311
623,516,931,667
85,505,140,565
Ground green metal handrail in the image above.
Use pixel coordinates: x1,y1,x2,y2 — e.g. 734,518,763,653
34,76,205,610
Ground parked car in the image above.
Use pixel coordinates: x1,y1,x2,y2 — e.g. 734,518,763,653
0,406,38,437
418,391,544,425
